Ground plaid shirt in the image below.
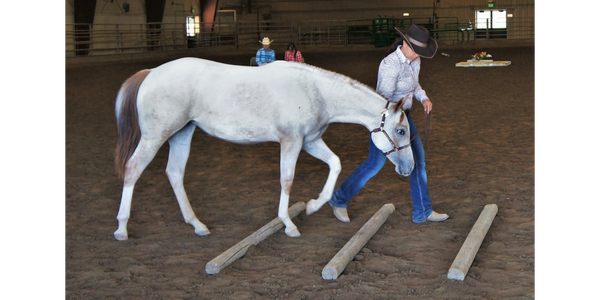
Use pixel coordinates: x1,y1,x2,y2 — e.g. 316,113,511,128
256,48,276,66
285,50,303,62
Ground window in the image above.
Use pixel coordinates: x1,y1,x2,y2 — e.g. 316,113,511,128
186,16,200,37
493,10,507,28
476,10,492,29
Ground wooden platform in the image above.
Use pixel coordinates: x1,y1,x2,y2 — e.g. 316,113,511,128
456,61,511,67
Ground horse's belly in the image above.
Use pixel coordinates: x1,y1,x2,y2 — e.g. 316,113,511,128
192,120,278,144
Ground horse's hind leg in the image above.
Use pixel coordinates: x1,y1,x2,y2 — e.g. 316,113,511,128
302,138,342,215
278,138,304,237
166,123,210,236
114,137,164,241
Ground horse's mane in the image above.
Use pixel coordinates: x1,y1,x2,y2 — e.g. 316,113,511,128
281,62,384,101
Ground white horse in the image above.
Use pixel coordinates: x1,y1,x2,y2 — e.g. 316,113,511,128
113,57,414,241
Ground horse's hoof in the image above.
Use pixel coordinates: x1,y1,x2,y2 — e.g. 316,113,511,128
285,227,301,237
305,199,320,215
114,231,128,241
190,219,210,236
195,228,211,236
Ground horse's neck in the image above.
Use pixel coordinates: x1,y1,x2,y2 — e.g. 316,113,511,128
285,64,388,130
326,82,388,131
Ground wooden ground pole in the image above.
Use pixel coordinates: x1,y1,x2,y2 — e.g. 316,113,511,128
205,201,306,274
322,203,395,280
447,203,498,281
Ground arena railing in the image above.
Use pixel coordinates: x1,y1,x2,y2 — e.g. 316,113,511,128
66,17,533,58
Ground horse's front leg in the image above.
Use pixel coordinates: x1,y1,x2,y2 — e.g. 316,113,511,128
301,138,342,215
278,138,303,237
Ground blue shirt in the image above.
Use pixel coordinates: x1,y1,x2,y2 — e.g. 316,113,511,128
256,48,276,66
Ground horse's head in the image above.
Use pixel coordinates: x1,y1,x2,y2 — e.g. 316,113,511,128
370,98,414,176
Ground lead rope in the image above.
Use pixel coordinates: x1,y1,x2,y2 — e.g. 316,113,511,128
410,111,432,153
422,111,432,153
408,60,433,153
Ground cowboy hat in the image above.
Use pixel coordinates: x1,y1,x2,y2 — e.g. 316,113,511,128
259,37,273,45
394,25,438,58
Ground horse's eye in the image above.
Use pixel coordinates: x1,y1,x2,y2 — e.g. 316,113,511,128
397,129,406,136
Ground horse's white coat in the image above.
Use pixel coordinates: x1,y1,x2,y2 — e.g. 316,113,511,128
114,58,413,240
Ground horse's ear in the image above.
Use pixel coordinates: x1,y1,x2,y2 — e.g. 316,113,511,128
399,96,408,110
394,96,408,113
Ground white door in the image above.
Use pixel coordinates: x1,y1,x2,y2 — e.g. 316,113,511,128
476,10,507,39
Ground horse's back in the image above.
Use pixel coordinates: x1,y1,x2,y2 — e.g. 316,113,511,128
137,58,334,143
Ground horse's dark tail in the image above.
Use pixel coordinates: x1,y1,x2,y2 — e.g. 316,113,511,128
114,69,151,179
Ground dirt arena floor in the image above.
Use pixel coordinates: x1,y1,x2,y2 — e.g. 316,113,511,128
66,44,534,299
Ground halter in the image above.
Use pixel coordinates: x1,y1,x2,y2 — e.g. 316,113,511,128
370,101,412,156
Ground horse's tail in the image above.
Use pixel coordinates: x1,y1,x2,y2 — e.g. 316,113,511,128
114,69,151,179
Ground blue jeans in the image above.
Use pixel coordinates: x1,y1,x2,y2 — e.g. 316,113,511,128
329,114,433,223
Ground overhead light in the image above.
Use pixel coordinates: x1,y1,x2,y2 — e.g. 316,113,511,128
403,13,410,17
507,14,513,17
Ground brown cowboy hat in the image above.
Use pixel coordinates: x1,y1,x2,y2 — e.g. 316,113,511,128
395,25,438,58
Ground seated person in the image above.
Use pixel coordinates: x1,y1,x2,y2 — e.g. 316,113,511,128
256,37,276,66
285,43,303,63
